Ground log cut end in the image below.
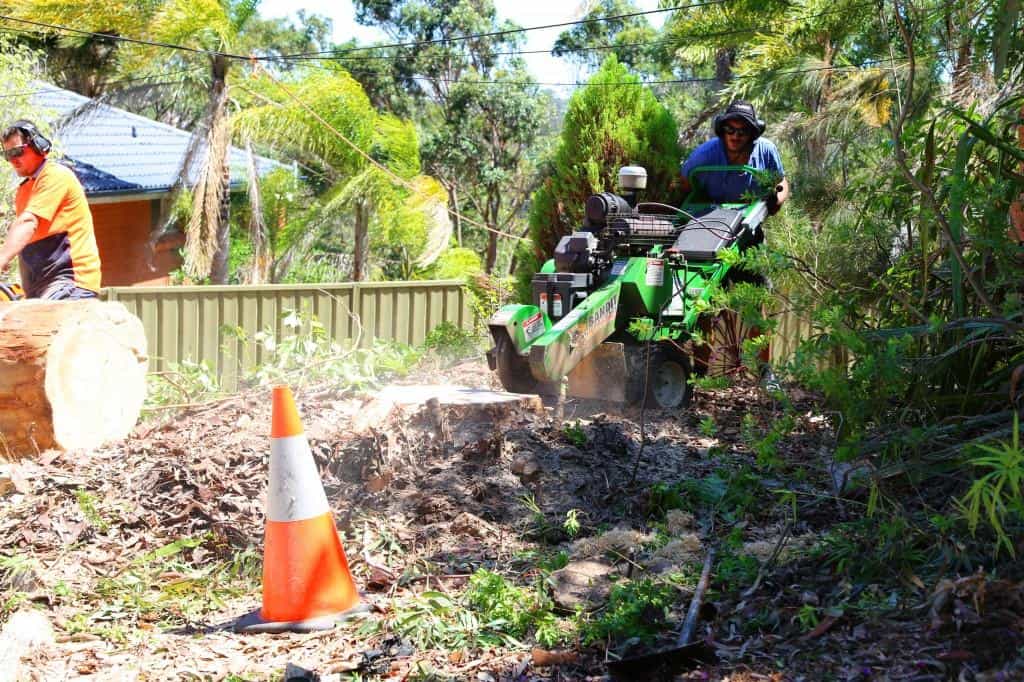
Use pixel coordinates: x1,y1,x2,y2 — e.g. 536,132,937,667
0,300,148,459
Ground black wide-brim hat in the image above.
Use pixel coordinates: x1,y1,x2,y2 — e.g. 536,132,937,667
713,101,766,139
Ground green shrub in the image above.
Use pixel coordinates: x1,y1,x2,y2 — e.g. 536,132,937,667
581,578,677,645
423,321,481,361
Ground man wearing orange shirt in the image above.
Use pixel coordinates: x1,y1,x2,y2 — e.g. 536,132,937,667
0,120,101,299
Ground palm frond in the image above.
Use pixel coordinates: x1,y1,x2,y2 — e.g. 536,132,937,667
149,0,235,52
409,175,452,268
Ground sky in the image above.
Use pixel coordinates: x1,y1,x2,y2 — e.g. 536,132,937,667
258,0,664,88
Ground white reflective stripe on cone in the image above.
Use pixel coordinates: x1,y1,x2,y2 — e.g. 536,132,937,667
267,434,331,522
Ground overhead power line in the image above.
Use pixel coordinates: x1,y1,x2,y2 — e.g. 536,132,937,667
293,50,937,90
0,14,252,60
274,0,727,59
0,1,726,65
278,1,877,63
0,2,952,94
283,25,766,63
0,68,205,100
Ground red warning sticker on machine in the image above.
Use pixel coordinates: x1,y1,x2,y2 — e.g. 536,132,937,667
523,311,545,342
646,258,665,286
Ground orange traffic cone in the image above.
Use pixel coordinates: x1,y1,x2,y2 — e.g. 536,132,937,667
235,385,365,633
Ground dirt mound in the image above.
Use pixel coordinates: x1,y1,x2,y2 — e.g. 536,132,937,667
4,359,1019,680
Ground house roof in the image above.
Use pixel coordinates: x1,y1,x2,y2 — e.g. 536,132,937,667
28,83,283,197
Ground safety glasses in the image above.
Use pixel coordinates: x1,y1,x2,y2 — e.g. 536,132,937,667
2,144,29,160
722,125,752,137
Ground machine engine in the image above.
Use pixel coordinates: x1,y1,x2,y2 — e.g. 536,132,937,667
488,161,772,409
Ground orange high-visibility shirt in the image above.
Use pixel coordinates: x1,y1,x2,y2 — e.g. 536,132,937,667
15,160,101,296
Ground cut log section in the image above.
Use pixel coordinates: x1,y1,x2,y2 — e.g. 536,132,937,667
0,300,148,459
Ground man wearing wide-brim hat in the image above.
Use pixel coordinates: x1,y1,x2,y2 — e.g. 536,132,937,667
680,100,790,214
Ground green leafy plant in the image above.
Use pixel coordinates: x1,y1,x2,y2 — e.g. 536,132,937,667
226,309,422,391
563,509,582,538
690,375,731,391
813,515,928,581
698,415,717,438
718,555,760,593
0,552,37,619
466,569,567,647
74,489,110,532
682,467,766,520
520,493,556,539
793,604,820,631
626,317,655,339
957,414,1024,557
61,536,260,642
580,578,677,645
466,274,516,335
145,360,221,409
562,420,588,448
646,481,690,518
539,550,571,572
388,590,486,650
389,569,570,650
775,488,799,522
750,414,795,469
422,321,480,361
713,529,761,592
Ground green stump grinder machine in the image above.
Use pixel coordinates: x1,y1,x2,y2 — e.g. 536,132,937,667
486,164,771,408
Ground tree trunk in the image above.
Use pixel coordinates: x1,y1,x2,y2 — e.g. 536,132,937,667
485,230,498,273
210,162,232,284
714,48,734,89
0,300,148,460
205,54,231,283
804,35,835,186
950,6,977,106
1010,101,1024,243
448,183,462,246
507,224,531,277
353,199,368,281
484,189,500,273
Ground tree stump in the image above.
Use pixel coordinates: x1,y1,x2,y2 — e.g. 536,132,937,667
0,300,148,459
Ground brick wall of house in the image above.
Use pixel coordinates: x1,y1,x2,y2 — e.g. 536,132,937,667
90,199,183,287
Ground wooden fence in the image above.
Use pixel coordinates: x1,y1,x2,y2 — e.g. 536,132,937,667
102,281,473,390
101,280,817,391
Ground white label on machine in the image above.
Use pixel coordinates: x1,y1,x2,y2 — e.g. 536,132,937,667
611,259,628,276
523,311,544,342
552,294,563,317
646,259,665,286
539,292,548,313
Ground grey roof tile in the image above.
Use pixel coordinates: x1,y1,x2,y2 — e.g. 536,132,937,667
25,82,282,195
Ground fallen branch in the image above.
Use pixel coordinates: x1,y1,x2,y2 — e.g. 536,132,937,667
677,547,716,647
742,523,792,599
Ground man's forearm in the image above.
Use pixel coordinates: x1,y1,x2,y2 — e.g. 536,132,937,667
0,212,39,272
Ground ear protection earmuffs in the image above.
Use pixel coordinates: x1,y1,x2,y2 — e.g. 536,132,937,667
7,119,51,154
712,101,766,140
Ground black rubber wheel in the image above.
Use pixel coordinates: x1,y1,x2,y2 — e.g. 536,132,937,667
493,331,556,395
626,344,693,409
